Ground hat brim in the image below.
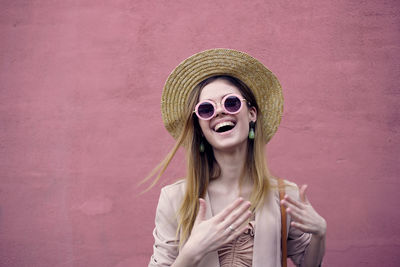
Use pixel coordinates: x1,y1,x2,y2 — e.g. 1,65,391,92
162,48,283,143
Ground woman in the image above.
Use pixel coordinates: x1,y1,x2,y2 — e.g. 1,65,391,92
146,49,326,267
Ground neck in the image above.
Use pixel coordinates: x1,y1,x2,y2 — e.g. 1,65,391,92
212,141,249,188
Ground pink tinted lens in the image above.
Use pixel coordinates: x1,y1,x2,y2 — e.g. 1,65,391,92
197,102,215,119
224,95,242,113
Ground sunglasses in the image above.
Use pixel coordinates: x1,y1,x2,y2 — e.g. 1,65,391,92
194,93,248,120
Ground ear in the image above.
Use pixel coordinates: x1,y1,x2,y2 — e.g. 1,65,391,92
248,106,257,122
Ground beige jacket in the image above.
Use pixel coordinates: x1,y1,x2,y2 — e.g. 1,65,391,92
149,179,311,267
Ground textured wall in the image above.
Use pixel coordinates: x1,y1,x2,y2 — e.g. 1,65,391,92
0,0,399,266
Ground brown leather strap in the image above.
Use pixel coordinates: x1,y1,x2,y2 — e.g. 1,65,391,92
278,178,287,267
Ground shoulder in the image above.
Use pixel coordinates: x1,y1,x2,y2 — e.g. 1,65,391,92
156,179,186,215
160,179,186,199
268,177,300,200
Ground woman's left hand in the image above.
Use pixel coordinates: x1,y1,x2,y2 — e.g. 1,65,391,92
281,185,327,237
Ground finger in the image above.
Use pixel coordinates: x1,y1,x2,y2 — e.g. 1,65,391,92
286,207,305,224
223,209,252,232
290,221,311,233
225,223,251,244
234,210,253,228
214,198,244,222
194,198,206,225
299,184,309,203
220,201,251,228
285,202,303,217
282,195,304,209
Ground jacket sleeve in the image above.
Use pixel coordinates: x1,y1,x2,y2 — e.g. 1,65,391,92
287,223,312,266
148,187,180,267
286,184,312,267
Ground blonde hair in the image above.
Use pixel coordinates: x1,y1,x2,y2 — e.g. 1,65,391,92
142,76,272,247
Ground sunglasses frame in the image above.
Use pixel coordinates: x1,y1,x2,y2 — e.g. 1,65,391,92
193,93,248,120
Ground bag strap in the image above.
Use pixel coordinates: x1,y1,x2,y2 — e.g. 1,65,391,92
278,178,287,267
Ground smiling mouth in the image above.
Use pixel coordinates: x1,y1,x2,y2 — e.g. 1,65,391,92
214,121,236,133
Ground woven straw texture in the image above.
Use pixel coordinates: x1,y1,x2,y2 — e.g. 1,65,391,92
161,48,284,143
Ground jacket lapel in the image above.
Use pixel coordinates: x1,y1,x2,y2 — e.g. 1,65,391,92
253,190,281,267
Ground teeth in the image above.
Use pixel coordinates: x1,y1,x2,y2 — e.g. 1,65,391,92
214,121,235,131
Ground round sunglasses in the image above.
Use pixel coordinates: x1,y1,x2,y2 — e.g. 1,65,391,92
194,94,248,120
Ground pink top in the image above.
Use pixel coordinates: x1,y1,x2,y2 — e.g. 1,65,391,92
218,221,255,267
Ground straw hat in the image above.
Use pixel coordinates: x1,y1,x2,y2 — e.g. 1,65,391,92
161,48,283,143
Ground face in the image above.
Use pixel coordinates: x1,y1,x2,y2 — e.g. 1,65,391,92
197,79,257,152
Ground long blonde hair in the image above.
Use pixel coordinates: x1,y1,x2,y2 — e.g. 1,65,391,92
143,75,272,246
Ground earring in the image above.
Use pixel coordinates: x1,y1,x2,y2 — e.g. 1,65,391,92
199,140,205,152
249,121,255,140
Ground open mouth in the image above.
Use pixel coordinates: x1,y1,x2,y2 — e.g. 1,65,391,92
214,121,236,133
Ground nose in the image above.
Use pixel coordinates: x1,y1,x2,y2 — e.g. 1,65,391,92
214,102,226,117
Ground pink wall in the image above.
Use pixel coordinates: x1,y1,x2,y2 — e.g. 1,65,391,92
1,0,399,266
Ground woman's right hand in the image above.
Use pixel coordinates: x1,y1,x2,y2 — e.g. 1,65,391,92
180,198,252,264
